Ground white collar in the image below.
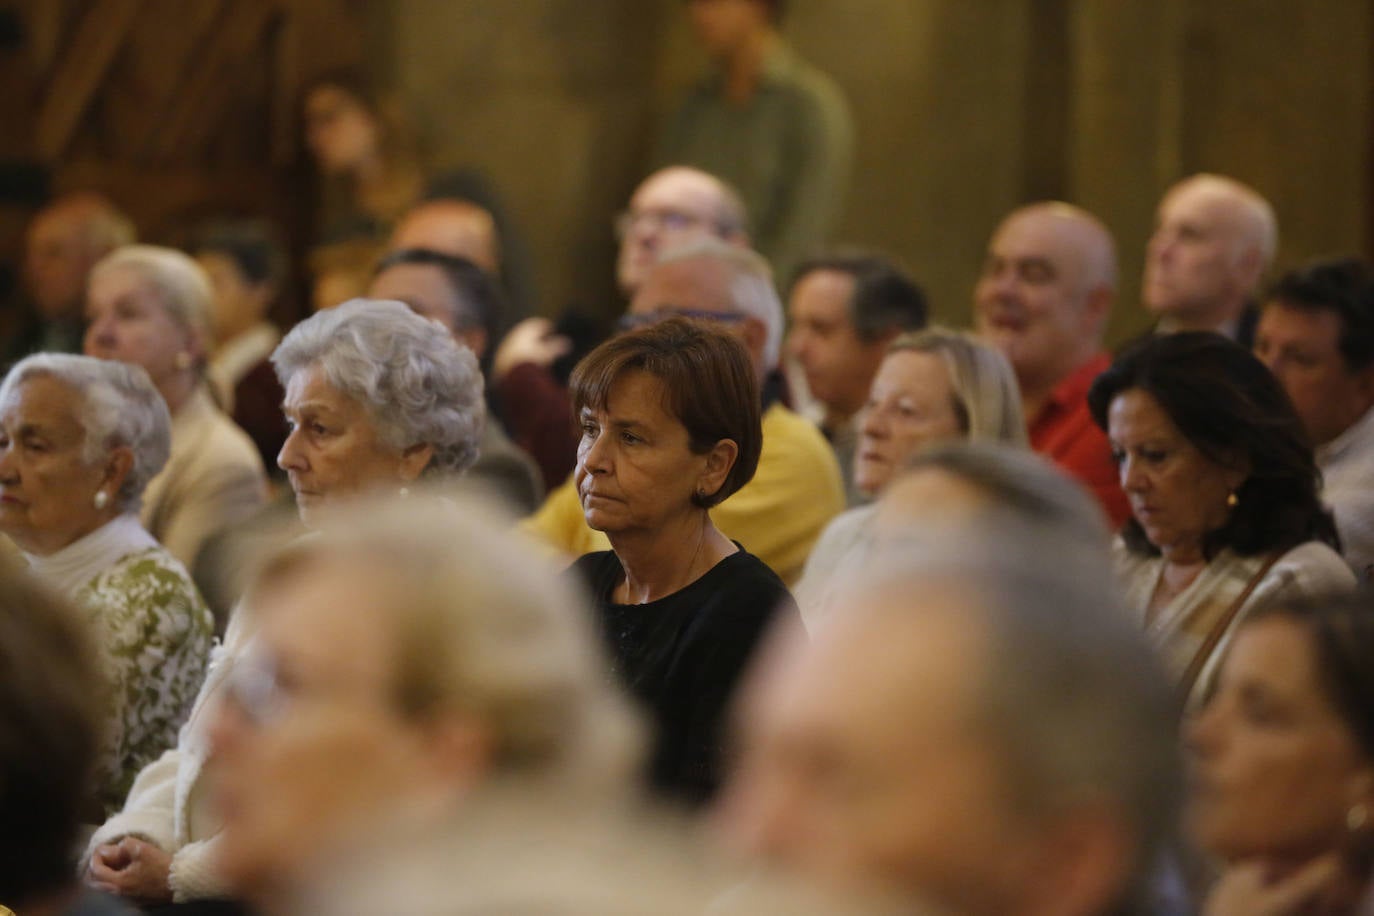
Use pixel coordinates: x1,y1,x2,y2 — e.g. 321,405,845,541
23,514,159,596
1317,402,1374,467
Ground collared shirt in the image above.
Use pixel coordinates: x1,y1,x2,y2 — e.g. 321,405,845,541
656,40,853,282
208,322,281,412
1029,352,1130,528
1318,403,1374,581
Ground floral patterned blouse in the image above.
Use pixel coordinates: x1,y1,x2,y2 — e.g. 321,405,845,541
76,547,214,812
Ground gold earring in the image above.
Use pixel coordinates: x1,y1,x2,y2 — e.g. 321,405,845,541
1226,492,1238,508
174,352,193,371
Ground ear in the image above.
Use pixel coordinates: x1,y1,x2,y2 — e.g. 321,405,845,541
419,711,492,788
1020,803,1136,916
101,445,135,502
739,316,768,368
1353,364,1374,410
1233,243,1267,291
398,443,436,482
457,327,489,362
697,438,740,501
1080,284,1113,337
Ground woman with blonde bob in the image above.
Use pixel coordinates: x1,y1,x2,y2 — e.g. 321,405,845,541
794,327,1027,631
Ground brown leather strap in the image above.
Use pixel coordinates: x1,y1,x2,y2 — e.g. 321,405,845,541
1179,551,1282,702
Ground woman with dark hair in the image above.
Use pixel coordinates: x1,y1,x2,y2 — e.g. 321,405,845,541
1188,591,1374,914
567,316,795,805
1088,332,1355,703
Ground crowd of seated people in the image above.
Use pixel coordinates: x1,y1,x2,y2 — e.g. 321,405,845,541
7,7,1374,911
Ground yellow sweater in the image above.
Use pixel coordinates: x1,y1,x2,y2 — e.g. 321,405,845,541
522,403,844,585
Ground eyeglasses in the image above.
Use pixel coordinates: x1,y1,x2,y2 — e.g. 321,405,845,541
616,307,749,333
614,208,718,240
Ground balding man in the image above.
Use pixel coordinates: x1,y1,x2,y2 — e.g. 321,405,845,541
525,238,844,586
13,192,135,363
973,202,1128,525
1143,173,1278,345
491,166,752,489
390,199,501,276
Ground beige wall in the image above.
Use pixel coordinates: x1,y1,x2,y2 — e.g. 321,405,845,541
384,0,1371,344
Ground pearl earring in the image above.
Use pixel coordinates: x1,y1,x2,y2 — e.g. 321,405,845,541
174,352,193,371
398,486,410,499
93,490,109,510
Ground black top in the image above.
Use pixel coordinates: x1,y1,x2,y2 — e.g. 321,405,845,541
569,547,796,805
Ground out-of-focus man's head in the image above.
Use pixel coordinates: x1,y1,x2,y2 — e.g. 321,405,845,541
719,444,1175,916
389,199,502,276
208,493,642,907
25,192,136,322
685,0,784,57
1144,173,1277,333
0,564,104,910
369,248,499,360
973,202,1115,397
616,166,748,296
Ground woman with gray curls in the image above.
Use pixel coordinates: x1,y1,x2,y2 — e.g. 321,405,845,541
0,354,213,816
84,299,485,912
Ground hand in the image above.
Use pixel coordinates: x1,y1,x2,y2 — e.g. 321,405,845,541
492,318,572,381
86,837,174,904
1203,854,1341,916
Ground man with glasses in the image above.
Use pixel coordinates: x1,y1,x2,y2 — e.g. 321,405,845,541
524,237,844,585
491,166,752,488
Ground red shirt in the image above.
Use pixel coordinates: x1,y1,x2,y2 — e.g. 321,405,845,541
1028,352,1130,529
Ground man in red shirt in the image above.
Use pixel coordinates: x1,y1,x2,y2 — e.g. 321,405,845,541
974,202,1129,527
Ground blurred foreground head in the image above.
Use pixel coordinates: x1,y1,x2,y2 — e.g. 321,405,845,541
720,444,1178,916
208,491,642,910
0,563,104,909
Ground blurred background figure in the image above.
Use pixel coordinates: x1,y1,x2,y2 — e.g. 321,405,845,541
785,251,928,504
83,299,485,910
718,488,1178,916
0,562,139,915
566,316,794,805
1089,332,1354,703
0,354,212,814
8,191,136,365
793,329,1026,630
1143,173,1277,345
658,0,853,283
974,201,1128,527
527,239,844,586
1187,591,1374,915
302,70,536,318
1254,257,1374,582
207,494,644,912
368,248,543,512
192,220,290,477
84,246,267,603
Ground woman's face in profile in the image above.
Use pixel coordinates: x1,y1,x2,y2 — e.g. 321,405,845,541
1185,616,1374,862
1107,387,1244,560
303,85,380,175
854,351,965,497
574,369,717,536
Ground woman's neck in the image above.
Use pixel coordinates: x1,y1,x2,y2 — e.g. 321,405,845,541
158,370,198,416
608,512,735,604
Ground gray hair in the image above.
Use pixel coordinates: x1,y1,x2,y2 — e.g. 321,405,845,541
888,328,1029,446
271,299,485,476
0,354,170,512
1179,173,1279,268
248,490,643,790
89,245,215,351
855,513,1178,914
656,238,784,370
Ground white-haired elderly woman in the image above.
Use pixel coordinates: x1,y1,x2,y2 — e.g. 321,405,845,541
793,328,1028,631
85,244,268,588
0,354,213,814
84,298,485,910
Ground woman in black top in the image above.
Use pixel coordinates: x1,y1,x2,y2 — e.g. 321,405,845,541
567,316,795,805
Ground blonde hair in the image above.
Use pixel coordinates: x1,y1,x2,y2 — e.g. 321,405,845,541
90,245,214,354
887,327,1028,446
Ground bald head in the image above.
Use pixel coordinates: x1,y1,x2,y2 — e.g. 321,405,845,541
616,166,748,295
1144,173,1278,332
973,202,1116,395
389,200,501,275
25,192,136,321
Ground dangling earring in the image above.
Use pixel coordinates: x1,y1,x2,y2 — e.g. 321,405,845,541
1226,491,1238,508
1349,803,1368,833
93,490,109,511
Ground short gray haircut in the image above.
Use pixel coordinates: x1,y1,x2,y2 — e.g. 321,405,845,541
0,354,170,512
1179,173,1279,267
247,490,644,790
656,238,784,370
888,329,1029,446
855,512,1178,914
271,299,485,476
90,245,215,350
